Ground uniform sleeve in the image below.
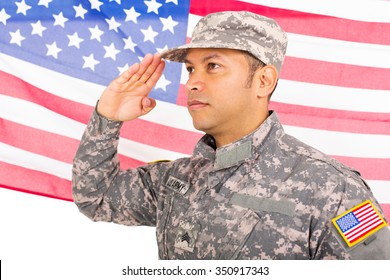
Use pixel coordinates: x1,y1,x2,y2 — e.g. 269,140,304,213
72,108,158,226
313,174,390,260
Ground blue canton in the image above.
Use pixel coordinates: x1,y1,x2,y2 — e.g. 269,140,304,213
335,212,359,233
0,0,190,103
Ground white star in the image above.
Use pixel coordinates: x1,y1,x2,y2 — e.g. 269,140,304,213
38,0,53,8
105,17,121,32
118,63,129,75
165,0,178,4
144,0,162,14
16,0,31,16
89,25,104,42
160,16,178,34
9,29,25,46
123,36,137,52
31,20,47,37
0,9,11,25
103,43,120,60
73,4,88,19
67,32,84,48
89,0,103,11
141,25,159,43
124,7,141,24
83,53,100,71
53,12,68,28
46,42,62,59
155,75,171,91
156,44,169,54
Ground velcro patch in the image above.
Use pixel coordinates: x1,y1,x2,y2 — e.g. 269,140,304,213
332,200,387,247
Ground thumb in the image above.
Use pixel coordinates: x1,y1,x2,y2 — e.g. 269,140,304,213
141,97,156,114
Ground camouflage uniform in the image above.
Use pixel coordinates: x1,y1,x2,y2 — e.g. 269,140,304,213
72,110,390,259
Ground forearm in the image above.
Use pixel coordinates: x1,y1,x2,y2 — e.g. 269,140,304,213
72,107,123,222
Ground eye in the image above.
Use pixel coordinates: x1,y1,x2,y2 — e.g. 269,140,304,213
186,65,194,74
208,63,220,70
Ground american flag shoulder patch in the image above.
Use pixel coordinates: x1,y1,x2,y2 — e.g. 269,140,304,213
332,200,388,247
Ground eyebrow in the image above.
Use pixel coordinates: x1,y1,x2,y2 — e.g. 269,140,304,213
184,53,223,64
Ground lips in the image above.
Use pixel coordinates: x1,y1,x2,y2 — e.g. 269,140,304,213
187,99,208,110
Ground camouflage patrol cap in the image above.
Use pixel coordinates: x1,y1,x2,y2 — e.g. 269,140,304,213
161,11,288,74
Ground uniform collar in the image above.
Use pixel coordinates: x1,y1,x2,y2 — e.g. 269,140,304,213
193,111,284,170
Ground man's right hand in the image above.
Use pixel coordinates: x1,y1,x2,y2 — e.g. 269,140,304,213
97,53,165,121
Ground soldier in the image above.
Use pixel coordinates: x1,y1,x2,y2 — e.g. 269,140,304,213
72,11,390,259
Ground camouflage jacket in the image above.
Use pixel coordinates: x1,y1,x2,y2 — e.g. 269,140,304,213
72,109,390,260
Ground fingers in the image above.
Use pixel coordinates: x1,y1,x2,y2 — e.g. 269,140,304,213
129,53,163,85
145,59,165,89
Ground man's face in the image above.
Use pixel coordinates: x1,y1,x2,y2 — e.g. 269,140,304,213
184,48,263,146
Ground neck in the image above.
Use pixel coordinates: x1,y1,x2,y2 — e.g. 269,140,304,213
214,109,269,148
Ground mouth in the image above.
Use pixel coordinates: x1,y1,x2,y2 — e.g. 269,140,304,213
187,99,208,110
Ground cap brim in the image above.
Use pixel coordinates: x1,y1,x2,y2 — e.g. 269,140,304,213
161,41,253,62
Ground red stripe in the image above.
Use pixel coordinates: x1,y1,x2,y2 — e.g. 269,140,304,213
347,216,379,239
1,164,389,222
348,219,384,243
180,81,390,136
0,70,92,123
2,72,390,180
332,156,390,181
0,70,202,155
353,202,371,215
0,161,73,201
118,154,145,170
0,118,80,164
3,114,390,181
281,57,390,90
1,118,144,168
122,120,201,155
380,204,390,222
271,102,390,135
190,0,390,45
356,211,377,225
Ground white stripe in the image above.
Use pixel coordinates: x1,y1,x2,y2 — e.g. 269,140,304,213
286,33,390,69
2,94,390,159
354,204,372,218
346,219,382,241
355,209,375,222
240,0,390,23
0,54,103,106
1,147,389,208
284,124,390,159
368,180,390,205
180,63,390,114
274,79,390,114
2,48,390,131
0,53,198,133
0,95,188,162
0,142,72,180
2,144,389,206
188,14,390,69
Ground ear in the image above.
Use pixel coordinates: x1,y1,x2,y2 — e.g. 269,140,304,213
255,65,278,98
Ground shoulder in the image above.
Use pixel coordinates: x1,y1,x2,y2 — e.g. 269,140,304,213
277,131,362,184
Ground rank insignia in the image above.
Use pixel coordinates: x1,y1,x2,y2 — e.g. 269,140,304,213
332,200,388,247
174,221,200,253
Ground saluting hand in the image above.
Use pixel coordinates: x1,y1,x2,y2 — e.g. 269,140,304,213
97,53,165,121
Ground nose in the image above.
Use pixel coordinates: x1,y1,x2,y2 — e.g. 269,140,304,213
185,71,204,94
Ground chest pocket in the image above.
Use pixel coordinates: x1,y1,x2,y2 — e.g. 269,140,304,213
157,190,261,260
230,193,312,259
201,206,260,259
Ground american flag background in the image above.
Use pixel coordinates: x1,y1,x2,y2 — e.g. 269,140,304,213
0,0,390,277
